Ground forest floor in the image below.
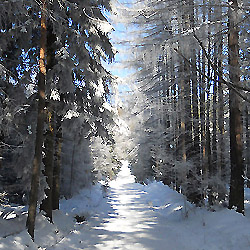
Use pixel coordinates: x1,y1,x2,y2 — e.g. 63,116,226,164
1,161,250,249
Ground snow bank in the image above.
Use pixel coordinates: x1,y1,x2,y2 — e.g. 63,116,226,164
140,181,250,250
60,183,104,218
0,184,105,250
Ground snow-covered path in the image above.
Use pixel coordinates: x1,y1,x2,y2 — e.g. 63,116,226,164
46,161,250,250
47,162,190,250
85,163,187,250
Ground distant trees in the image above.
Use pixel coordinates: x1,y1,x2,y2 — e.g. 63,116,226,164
114,0,249,212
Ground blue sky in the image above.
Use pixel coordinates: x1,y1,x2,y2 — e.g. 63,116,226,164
102,1,136,97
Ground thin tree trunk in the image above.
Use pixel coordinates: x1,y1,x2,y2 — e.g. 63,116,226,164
217,30,226,199
184,63,192,198
175,84,181,193
245,106,250,188
228,0,244,214
0,133,3,170
180,77,187,178
212,73,217,169
200,48,207,198
200,0,208,198
179,59,188,193
212,62,218,198
26,0,47,240
70,135,77,197
189,0,202,205
159,51,171,186
52,114,62,210
206,5,214,206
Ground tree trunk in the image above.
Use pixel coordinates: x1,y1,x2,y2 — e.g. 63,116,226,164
40,18,58,218
245,106,250,188
211,61,218,203
206,5,214,206
52,114,62,210
26,0,47,240
212,75,217,176
179,59,187,192
0,133,3,170
217,25,226,199
200,0,208,198
188,0,202,205
228,0,244,214
180,77,187,177
70,134,77,197
40,107,55,222
200,46,207,198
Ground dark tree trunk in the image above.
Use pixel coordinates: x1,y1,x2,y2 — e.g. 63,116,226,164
211,66,218,204
200,0,208,198
40,18,58,220
206,7,214,206
200,46,207,196
0,133,3,170
188,51,202,205
40,107,55,221
217,36,226,200
70,134,77,197
245,106,250,188
228,0,244,214
212,78,217,176
52,114,62,210
26,0,47,240
186,0,202,205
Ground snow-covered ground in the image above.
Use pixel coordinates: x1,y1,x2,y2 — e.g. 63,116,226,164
1,161,250,250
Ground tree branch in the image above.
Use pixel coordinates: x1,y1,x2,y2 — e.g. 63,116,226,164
172,46,250,103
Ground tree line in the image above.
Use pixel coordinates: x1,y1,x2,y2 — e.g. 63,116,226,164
115,0,249,214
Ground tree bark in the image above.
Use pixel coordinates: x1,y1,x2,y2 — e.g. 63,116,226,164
0,133,3,170
228,0,244,214
188,0,202,205
217,23,226,199
40,18,58,220
40,107,55,222
70,134,77,197
200,44,207,197
26,0,47,240
200,0,208,198
245,106,250,188
212,74,217,176
52,114,62,210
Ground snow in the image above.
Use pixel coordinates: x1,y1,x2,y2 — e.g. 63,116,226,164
1,161,250,249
